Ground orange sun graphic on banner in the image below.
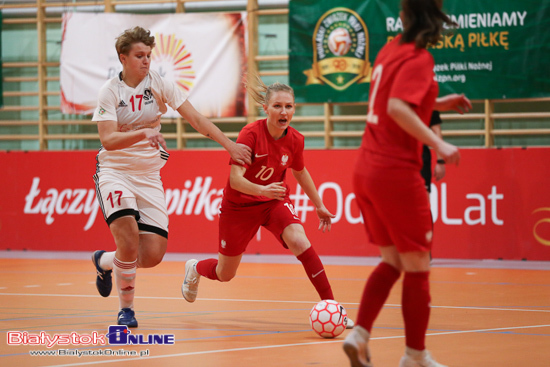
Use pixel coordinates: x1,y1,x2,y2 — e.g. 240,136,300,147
152,33,195,92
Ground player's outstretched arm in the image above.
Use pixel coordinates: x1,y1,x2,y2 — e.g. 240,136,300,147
177,100,251,165
292,168,335,232
388,98,460,166
434,93,472,114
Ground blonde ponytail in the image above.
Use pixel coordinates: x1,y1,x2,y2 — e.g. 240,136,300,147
244,72,295,106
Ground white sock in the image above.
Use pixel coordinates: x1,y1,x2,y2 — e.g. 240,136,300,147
99,251,115,271
113,257,137,310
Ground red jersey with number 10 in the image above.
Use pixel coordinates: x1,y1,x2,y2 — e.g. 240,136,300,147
223,119,305,205
360,34,439,170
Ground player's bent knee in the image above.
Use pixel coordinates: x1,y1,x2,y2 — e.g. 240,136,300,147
116,243,139,259
287,240,311,256
113,234,140,255
217,271,236,282
138,254,164,268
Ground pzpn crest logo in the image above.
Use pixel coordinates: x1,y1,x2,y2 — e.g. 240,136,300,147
304,7,371,90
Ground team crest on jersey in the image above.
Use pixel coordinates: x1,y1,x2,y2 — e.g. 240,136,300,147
118,100,128,108
143,88,155,106
98,107,106,115
304,7,372,90
281,154,289,166
143,89,152,101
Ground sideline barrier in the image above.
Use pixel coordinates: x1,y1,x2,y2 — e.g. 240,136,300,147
1,148,549,260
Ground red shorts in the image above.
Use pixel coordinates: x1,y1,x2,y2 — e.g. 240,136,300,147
353,166,432,253
218,198,302,256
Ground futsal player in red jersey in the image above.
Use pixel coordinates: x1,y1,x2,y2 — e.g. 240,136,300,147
343,1,471,366
181,76,353,329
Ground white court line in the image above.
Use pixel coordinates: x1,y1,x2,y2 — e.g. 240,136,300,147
45,324,550,367
386,303,550,313
0,293,549,313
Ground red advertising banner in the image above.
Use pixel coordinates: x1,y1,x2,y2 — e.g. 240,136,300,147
1,148,549,260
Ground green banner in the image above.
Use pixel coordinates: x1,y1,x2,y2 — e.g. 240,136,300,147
289,0,550,103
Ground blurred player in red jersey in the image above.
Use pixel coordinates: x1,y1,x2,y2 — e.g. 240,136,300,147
343,1,471,366
181,76,354,329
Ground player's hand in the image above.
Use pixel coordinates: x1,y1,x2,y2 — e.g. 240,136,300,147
316,205,336,233
435,141,460,166
434,162,446,181
143,129,167,150
260,182,286,200
229,143,252,165
436,93,472,114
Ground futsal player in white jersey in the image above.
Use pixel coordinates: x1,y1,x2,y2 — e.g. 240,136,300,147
91,26,251,327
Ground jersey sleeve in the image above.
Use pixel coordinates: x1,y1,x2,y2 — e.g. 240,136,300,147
92,82,118,122
229,126,256,168
389,51,434,107
161,78,188,110
150,71,188,111
291,132,305,171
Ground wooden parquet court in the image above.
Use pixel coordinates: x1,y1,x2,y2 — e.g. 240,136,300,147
0,253,549,366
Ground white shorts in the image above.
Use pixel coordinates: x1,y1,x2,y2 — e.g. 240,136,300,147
93,170,168,238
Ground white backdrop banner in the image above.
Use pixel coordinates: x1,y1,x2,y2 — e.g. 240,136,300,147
60,12,247,117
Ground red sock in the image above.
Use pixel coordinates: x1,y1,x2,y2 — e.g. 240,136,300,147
402,271,431,350
356,262,401,332
297,247,334,300
196,259,220,281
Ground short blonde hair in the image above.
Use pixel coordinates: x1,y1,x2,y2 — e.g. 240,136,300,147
115,26,155,60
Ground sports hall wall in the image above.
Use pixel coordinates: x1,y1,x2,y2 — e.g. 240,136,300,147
1,1,550,260
1,0,550,150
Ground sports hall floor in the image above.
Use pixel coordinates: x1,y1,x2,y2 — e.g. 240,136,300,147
1,251,549,367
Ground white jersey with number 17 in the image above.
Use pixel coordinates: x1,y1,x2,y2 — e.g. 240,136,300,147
92,70,187,173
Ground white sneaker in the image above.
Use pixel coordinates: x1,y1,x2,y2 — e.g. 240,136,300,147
343,325,373,367
399,347,447,367
181,259,200,303
346,317,355,329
